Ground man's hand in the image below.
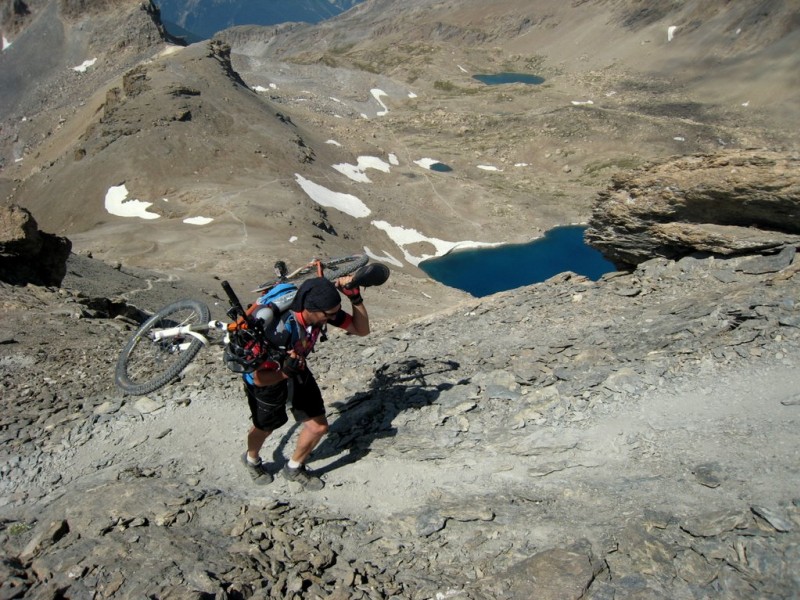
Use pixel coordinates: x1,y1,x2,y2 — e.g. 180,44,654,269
337,276,363,305
281,353,305,377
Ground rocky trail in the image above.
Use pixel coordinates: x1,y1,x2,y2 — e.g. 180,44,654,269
1,246,799,599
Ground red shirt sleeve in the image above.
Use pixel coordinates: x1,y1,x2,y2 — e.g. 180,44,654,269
328,309,352,330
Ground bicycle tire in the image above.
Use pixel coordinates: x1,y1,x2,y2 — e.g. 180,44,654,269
115,299,211,395
254,254,369,293
320,254,369,281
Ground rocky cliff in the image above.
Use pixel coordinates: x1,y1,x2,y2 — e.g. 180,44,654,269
585,149,800,267
0,204,71,286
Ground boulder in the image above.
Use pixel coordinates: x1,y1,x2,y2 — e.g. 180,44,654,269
0,204,72,286
585,150,800,267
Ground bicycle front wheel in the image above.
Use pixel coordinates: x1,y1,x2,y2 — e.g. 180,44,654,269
115,299,211,396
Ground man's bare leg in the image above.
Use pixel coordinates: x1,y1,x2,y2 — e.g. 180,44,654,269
291,415,329,465
247,426,271,462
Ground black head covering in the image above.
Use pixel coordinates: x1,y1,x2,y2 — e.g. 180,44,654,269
290,277,340,312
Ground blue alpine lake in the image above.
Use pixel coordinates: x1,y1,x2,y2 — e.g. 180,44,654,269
473,72,545,86
153,0,362,42
419,226,616,297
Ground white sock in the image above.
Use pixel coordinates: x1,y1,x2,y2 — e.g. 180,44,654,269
247,454,260,465
288,459,302,469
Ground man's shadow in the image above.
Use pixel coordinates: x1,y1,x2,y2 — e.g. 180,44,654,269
303,357,461,476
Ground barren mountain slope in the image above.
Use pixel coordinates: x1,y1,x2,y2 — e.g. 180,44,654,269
2,0,797,305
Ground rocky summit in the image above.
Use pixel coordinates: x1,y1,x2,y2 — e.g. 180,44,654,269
1,0,799,598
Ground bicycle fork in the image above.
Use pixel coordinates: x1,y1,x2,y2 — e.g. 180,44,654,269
151,320,228,349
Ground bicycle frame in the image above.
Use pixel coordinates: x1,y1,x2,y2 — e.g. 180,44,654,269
151,320,228,346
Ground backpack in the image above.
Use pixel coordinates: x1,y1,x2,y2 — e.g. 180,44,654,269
223,283,298,373
253,282,298,324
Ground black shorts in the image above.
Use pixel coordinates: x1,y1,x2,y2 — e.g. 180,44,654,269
244,372,325,432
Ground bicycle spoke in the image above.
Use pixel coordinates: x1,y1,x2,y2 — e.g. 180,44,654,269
115,300,210,395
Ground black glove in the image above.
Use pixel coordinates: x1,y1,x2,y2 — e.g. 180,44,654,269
342,285,363,306
281,355,304,377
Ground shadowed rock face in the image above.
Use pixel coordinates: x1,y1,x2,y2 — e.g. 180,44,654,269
585,150,800,268
0,204,71,286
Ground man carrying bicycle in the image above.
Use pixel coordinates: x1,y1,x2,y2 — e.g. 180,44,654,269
241,274,369,491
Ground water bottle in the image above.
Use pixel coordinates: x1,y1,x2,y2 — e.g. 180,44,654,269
253,289,297,327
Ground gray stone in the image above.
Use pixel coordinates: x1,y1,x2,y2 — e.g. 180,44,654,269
737,246,797,274
692,462,722,488
486,547,596,600
681,510,751,537
751,506,794,532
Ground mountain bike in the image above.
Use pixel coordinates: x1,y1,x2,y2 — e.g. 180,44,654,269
114,254,381,396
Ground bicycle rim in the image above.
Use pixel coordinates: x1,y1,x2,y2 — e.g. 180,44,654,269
114,299,210,395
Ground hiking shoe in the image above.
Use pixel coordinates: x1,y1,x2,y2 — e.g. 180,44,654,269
241,453,273,485
282,464,325,491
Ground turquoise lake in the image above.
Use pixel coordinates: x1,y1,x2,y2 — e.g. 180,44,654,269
419,226,616,297
473,73,545,85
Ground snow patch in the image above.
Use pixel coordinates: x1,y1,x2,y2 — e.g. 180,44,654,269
2,35,11,50
388,154,399,166
477,165,502,172
457,65,468,73
407,91,418,99
364,246,404,267
414,158,442,170
371,220,495,266
289,236,298,243
371,88,389,116
104,184,160,220
326,139,342,146
668,26,678,42
72,58,97,73
571,100,594,106
333,156,392,183
183,216,213,226
294,174,371,218
253,85,268,93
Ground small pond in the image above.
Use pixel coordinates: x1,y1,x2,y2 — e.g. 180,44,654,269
473,72,545,86
429,162,453,172
419,225,616,297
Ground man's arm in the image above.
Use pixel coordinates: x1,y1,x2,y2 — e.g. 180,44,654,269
337,275,370,336
346,299,370,336
251,352,305,386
